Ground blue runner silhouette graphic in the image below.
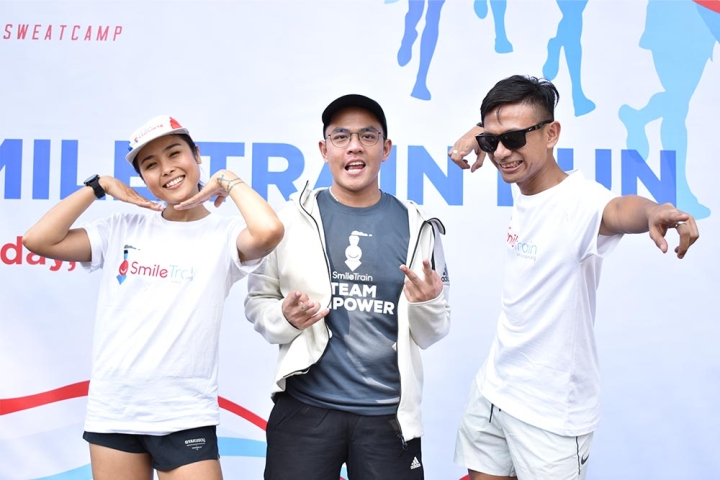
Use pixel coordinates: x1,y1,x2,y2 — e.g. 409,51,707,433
542,0,595,116
396,0,447,100
474,0,513,53
619,0,718,219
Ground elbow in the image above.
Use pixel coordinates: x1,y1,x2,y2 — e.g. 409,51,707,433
21,229,42,255
263,220,285,252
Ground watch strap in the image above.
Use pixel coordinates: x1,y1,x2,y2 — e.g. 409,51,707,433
84,175,106,199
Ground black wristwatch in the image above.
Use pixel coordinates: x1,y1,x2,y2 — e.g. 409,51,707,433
84,174,106,199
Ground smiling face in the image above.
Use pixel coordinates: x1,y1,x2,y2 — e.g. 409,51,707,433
135,134,202,205
319,106,392,207
483,102,564,195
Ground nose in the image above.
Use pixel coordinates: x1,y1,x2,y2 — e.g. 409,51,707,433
346,133,364,151
493,140,512,161
161,161,176,176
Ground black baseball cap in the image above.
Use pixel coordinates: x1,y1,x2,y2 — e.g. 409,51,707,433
321,94,388,137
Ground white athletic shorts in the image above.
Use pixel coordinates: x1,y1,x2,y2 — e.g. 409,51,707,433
454,379,593,479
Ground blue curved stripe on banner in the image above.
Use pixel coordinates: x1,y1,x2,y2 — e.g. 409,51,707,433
30,437,266,479
218,436,267,457
33,464,91,480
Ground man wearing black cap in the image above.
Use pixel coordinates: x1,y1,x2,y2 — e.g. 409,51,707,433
245,94,451,479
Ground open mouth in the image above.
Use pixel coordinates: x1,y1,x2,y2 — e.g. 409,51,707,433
345,161,365,172
498,160,523,170
164,176,185,188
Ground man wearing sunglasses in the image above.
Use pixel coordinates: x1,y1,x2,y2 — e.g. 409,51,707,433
245,94,451,479
447,75,699,480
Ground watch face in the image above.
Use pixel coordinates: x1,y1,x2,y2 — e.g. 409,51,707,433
84,174,99,185
83,174,105,198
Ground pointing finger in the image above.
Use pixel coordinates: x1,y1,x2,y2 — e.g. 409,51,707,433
676,224,690,258
674,217,699,258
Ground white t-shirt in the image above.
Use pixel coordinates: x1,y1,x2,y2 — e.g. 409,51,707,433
478,170,622,437
81,211,259,435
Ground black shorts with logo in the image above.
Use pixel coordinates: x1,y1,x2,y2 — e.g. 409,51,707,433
83,425,219,471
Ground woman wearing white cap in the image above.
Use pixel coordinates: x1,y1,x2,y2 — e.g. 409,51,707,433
23,115,284,479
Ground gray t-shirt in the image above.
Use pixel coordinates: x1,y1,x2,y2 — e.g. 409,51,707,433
286,190,410,415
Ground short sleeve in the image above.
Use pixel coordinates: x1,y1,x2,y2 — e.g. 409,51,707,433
574,180,622,262
79,214,118,272
227,218,266,280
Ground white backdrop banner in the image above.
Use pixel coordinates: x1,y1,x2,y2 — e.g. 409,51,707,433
1,1,719,479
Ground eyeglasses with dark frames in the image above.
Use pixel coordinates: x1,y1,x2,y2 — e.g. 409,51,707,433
326,129,384,148
475,120,553,153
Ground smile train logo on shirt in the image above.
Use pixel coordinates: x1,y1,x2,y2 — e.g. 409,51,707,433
506,227,539,261
116,245,138,284
345,230,372,271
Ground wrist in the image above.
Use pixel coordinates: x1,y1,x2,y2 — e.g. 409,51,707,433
98,175,112,191
83,174,106,199
225,177,245,195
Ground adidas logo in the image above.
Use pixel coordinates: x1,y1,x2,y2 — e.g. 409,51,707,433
410,456,422,470
440,265,449,283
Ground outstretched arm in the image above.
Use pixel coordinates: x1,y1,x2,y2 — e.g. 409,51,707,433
22,176,162,262
600,196,699,259
448,124,486,172
176,170,284,262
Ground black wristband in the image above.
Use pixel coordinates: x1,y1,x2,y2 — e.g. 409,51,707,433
83,174,106,199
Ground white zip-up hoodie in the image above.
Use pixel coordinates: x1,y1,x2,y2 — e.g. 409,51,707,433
245,185,451,441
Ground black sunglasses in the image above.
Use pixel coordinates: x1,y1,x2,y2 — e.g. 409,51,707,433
475,120,553,153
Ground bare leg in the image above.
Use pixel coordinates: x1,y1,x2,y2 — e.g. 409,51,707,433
89,443,153,480
159,459,223,480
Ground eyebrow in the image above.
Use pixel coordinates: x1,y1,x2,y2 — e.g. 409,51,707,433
139,142,183,165
329,126,380,134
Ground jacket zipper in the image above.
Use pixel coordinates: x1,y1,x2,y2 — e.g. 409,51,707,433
393,217,436,448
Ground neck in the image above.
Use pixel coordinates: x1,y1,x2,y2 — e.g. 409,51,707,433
328,185,382,208
161,204,210,222
518,157,568,196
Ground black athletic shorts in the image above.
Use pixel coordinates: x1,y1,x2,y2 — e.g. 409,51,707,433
83,425,219,471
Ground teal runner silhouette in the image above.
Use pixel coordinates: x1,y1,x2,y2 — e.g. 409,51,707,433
619,0,718,219
474,0,513,53
396,0,447,100
542,0,595,116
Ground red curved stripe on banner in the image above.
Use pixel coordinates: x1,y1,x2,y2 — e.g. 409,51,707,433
218,396,268,431
0,382,267,432
694,0,720,14
2,384,461,479
0,381,89,415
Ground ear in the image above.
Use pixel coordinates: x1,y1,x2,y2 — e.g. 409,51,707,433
546,121,561,149
319,140,329,163
381,138,392,163
194,146,202,165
